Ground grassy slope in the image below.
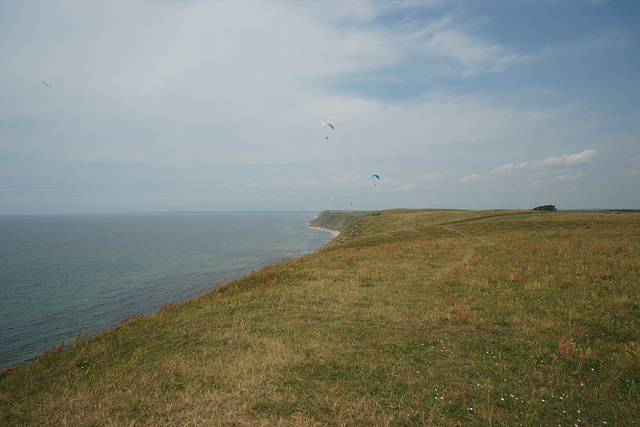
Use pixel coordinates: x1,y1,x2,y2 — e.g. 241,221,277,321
1,209,639,425
308,210,370,232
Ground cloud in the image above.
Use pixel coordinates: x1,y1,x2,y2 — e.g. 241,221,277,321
418,173,446,181
554,172,583,181
2,0,639,213
419,18,534,75
491,162,530,174
460,173,483,182
538,149,599,167
454,149,600,190
490,150,598,175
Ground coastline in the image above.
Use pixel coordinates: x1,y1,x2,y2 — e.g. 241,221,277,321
1,213,329,369
306,225,340,239
5,210,639,425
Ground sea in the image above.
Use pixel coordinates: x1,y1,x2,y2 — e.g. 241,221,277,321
0,212,331,368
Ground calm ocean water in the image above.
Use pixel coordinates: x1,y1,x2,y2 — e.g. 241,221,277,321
0,212,330,367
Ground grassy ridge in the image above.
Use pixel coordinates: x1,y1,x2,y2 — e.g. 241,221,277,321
308,210,370,232
1,209,639,425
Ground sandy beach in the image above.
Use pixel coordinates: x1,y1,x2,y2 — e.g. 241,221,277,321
307,225,340,239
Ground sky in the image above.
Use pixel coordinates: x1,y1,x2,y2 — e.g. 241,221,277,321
1,0,639,214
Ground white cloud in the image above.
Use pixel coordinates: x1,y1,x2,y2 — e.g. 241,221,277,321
427,25,533,75
459,149,599,187
554,172,583,181
460,173,483,182
538,149,598,167
490,150,598,176
1,0,638,213
491,162,530,174
418,173,446,181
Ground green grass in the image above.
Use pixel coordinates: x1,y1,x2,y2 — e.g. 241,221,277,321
308,209,370,232
2,209,639,425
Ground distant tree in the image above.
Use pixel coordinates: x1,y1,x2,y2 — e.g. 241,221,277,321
533,204,557,212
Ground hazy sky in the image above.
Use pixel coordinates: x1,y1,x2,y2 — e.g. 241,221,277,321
1,0,639,214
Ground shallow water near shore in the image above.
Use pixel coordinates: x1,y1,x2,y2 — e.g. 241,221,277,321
0,212,331,367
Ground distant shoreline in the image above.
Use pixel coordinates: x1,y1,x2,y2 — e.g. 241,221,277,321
306,225,340,239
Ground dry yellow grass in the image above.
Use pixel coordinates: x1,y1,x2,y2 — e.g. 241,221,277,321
1,209,639,425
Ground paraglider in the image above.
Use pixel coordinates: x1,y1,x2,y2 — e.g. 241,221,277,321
41,80,52,88
372,174,380,186
321,123,334,139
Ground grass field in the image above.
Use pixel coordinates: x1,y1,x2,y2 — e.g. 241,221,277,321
1,209,639,425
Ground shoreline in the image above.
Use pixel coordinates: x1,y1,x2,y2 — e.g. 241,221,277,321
306,225,340,239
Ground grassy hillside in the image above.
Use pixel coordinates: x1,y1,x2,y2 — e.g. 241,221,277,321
308,210,370,232
2,209,639,425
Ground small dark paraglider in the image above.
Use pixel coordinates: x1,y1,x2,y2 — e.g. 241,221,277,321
41,80,52,88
